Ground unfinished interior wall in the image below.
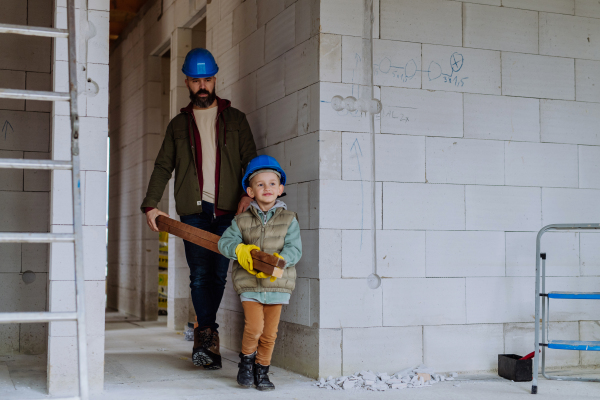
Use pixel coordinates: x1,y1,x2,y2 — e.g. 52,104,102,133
107,0,207,325
316,0,600,376
47,0,110,395
206,0,324,377
0,0,53,357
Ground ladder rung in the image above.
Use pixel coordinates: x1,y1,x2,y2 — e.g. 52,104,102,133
0,312,77,324
0,233,75,243
0,23,69,38
0,158,72,170
0,88,70,102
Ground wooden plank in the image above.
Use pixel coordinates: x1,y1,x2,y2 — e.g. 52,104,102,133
156,216,285,278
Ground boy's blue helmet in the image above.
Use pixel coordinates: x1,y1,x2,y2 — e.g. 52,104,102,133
182,48,219,78
242,155,286,192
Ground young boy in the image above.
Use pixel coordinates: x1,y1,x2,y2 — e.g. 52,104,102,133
218,155,302,391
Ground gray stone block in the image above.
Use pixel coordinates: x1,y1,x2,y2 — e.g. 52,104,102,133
25,72,52,112
0,243,21,273
24,152,50,192
0,191,49,232
20,323,48,355
0,324,19,355
22,243,48,273
0,273,47,312
0,110,50,152
0,150,24,191
0,69,25,110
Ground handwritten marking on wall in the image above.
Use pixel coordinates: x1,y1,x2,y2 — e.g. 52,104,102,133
2,120,13,140
427,52,469,87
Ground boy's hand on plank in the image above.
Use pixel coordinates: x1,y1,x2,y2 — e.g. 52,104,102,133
236,243,261,273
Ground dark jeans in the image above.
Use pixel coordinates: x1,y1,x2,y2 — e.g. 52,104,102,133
180,201,234,333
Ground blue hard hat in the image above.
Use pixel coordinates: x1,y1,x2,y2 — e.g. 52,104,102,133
242,155,287,192
181,48,219,78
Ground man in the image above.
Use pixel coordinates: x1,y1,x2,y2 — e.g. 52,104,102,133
141,48,257,370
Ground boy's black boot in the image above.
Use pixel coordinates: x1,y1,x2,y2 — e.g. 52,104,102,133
237,352,256,388
254,363,275,391
192,327,222,370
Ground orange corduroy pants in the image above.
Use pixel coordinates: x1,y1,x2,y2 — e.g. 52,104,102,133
241,302,283,366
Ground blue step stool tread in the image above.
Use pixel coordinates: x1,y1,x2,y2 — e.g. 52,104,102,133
547,292,600,299
548,340,600,351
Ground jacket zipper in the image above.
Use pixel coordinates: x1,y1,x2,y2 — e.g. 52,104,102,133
214,111,222,218
187,114,203,209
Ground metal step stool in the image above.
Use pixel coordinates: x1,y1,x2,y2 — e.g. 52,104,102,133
532,223,600,394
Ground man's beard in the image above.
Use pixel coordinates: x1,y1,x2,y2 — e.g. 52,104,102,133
189,87,216,108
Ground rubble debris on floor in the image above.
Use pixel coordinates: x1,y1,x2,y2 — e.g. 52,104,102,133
314,365,458,391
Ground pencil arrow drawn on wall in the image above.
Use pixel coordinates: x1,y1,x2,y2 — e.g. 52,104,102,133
2,120,13,140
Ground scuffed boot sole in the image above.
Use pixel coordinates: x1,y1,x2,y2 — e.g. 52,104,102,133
237,381,253,388
255,385,275,391
192,349,222,369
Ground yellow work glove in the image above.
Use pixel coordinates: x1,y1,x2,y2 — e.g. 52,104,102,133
265,253,285,282
235,244,260,275
255,253,284,282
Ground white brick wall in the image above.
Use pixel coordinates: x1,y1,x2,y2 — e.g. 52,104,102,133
463,4,538,53
384,183,465,230
506,232,580,277
380,87,463,137
426,137,504,185
320,279,382,328
542,188,600,224
103,0,600,379
502,52,575,100
426,231,505,277
383,278,466,326
464,94,540,142
503,0,575,14
576,0,600,18
575,59,600,102
541,99,600,145
466,186,541,231
320,0,600,377
342,327,423,375
466,277,534,323
579,145,600,189
380,0,462,46
540,12,600,60
424,324,504,371
422,45,501,95
504,141,578,187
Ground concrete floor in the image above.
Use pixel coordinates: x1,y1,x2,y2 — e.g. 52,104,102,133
1,316,600,399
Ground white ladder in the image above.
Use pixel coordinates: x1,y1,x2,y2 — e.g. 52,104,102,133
0,0,89,399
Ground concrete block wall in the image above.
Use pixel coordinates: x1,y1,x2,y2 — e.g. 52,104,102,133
47,0,110,395
107,0,207,328
0,0,53,357
207,0,323,378
316,0,600,376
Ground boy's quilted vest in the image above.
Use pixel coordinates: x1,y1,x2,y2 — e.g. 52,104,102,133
231,207,297,295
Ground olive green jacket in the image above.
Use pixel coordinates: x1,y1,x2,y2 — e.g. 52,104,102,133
140,99,257,216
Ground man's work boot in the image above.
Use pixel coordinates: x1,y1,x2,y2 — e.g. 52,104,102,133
236,352,256,388
254,363,275,391
192,327,222,370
